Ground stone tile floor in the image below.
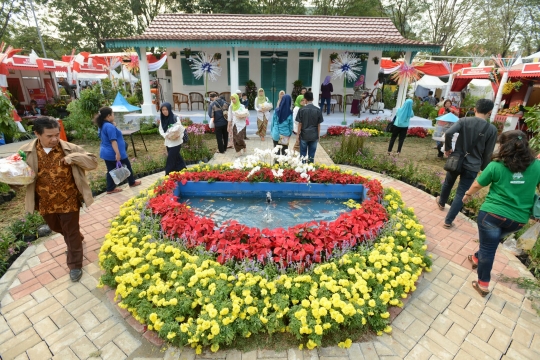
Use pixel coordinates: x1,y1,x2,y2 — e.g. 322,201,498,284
0,138,539,359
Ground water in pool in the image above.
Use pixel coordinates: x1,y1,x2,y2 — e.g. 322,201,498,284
181,195,352,230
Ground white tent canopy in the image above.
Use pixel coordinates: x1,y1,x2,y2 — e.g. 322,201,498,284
524,51,540,59
412,75,448,89
468,79,494,99
55,71,107,80
112,67,139,83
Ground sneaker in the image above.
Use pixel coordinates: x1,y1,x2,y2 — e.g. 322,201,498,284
70,269,82,282
435,197,445,211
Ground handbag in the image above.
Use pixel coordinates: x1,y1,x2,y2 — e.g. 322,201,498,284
443,122,490,173
278,135,290,146
209,118,215,129
109,161,131,185
182,130,189,144
532,193,540,219
385,116,396,132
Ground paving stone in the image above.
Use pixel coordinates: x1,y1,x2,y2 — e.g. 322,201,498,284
197,349,228,359
507,340,540,360
428,295,451,313
65,292,101,318
0,316,8,334
318,347,348,357
54,288,76,306
2,297,38,320
424,328,459,356
33,317,58,339
0,327,37,354
50,308,75,328
530,333,540,354
462,298,484,318
94,323,126,349
447,303,480,325
25,297,63,324
225,349,242,360
481,308,516,334
70,335,99,359
87,317,117,341
258,349,288,358
164,346,182,360
485,293,506,312
319,357,348,360
359,342,379,359
488,328,512,354
31,287,53,303
77,310,101,332
13,352,29,360
90,302,113,322
429,314,453,335
461,333,502,360
80,274,99,292
7,313,32,334
390,328,417,350
347,343,365,360
405,319,430,342
0,293,14,308
410,299,439,319
450,293,471,308
404,344,432,360
431,279,459,295
453,349,476,360
27,340,53,360
1,331,42,360
391,309,416,331
511,323,534,347
52,346,84,360
0,328,14,345
500,302,521,322
68,282,91,298
241,350,257,360
377,335,409,358
426,283,454,301
445,323,468,346
48,321,86,354
374,342,394,356
441,309,474,332
113,330,142,356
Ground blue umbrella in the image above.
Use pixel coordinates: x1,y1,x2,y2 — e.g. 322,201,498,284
435,112,459,122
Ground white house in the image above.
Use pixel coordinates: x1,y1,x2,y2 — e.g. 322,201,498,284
105,13,440,116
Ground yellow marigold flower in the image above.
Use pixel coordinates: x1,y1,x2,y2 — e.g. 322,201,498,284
211,344,219,352
196,346,202,354
368,299,376,307
306,339,318,350
167,332,176,339
380,312,390,319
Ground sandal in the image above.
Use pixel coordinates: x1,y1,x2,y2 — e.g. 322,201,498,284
472,281,489,297
468,255,478,269
106,188,123,194
435,197,445,211
130,180,142,188
442,222,454,229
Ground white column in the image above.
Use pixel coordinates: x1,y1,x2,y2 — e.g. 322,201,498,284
444,73,453,99
394,78,409,113
138,46,155,116
523,83,534,106
490,71,509,122
311,49,322,106
230,47,239,93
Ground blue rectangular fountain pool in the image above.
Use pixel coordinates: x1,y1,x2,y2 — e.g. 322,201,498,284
174,181,367,230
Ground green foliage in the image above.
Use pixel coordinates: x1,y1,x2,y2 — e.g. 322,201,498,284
292,80,303,102
101,79,127,102
245,80,258,110
312,0,382,16
412,99,437,120
382,87,397,110
524,104,540,152
127,95,140,106
63,87,104,140
0,91,17,139
0,228,26,274
8,211,46,240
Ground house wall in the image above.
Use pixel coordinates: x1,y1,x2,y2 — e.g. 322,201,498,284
166,47,384,98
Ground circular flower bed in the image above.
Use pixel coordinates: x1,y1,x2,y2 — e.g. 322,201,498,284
98,150,432,353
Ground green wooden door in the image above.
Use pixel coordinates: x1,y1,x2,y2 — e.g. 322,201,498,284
261,58,287,107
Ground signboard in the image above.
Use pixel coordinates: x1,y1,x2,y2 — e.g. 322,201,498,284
461,67,494,76
28,88,48,106
522,63,540,74
446,91,462,108
12,56,55,69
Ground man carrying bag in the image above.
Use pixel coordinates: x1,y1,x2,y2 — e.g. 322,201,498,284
436,99,498,229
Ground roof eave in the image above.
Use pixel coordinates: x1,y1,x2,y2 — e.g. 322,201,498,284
105,39,441,54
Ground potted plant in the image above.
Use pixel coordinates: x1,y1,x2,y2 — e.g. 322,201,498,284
154,52,161,60
170,51,178,59
0,91,17,143
372,56,380,65
213,52,222,60
329,52,339,62
184,48,192,59
359,54,368,62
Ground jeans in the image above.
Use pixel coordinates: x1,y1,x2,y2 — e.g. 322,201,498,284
320,97,331,115
165,145,187,175
438,168,478,225
388,126,408,153
475,211,524,285
273,140,288,155
215,125,228,153
300,139,318,163
104,158,136,192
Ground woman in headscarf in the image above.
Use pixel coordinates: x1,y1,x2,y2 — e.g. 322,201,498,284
387,99,414,155
276,90,285,108
292,94,305,153
351,75,365,116
271,94,294,156
320,75,333,116
228,93,247,157
158,102,187,175
254,88,270,141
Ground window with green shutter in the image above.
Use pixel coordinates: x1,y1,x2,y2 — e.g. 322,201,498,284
298,59,313,87
181,58,204,86
227,58,230,85
238,58,250,87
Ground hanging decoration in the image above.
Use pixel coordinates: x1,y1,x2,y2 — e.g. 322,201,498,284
330,52,362,125
390,61,420,85
190,52,222,123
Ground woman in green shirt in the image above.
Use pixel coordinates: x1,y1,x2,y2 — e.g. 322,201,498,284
463,130,540,296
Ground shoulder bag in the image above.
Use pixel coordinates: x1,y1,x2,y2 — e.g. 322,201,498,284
444,122,490,173
385,115,396,133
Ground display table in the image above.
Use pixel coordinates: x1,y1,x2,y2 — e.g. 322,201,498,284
121,130,148,157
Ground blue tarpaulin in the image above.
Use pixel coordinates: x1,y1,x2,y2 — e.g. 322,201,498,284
110,92,141,113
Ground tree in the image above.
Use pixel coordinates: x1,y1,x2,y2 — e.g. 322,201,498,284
312,0,382,17
0,1,32,43
418,0,476,54
8,26,71,58
44,0,137,53
517,4,540,55
171,0,259,14
258,0,306,14
380,0,426,39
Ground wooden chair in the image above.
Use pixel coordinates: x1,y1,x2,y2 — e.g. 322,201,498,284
332,94,343,112
189,92,204,110
345,94,353,112
173,93,189,111
220,91,231,103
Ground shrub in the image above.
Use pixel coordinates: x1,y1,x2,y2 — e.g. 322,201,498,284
382,87,397,110
407,128,428,138
326,126,348,136
64,87,105,140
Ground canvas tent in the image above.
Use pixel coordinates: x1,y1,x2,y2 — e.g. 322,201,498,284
409,75,447,98
110,92,141,112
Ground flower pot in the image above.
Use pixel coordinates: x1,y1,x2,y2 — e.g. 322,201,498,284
1,193,9,202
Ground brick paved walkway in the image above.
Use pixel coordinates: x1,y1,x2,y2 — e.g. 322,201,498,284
0,139,539,360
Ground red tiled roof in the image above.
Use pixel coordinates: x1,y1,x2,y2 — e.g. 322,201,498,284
108,14,436,47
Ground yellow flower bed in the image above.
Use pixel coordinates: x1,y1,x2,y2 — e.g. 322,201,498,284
98,180,431,353
357,128,383,137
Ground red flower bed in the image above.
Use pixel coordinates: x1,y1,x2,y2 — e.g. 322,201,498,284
326,126,349,136
149,168,386,267
407,127,428,138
